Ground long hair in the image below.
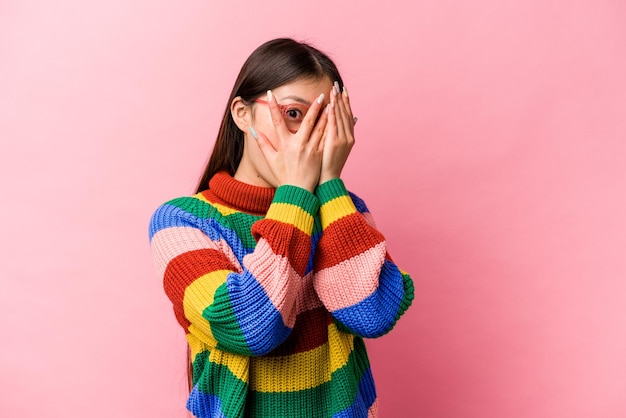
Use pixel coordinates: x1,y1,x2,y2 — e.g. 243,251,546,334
194,38,344,193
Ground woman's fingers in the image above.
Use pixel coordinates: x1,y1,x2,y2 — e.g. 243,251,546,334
296,93,326,141
266,90,290,136
318,82,356,185
341,86,355,130
332,82,348,141
325,99,337,140
310,104,330,151
250,127,276,161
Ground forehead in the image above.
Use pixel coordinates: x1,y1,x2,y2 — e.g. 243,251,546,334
272,77,333,104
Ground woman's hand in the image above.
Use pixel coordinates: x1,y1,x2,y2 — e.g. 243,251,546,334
252,90,328,193
319,82,356,185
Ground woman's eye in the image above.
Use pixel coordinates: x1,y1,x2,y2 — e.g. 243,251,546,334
285,108,303,120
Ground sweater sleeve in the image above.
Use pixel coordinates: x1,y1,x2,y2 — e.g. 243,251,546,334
312,179,414,338
149,185,320,356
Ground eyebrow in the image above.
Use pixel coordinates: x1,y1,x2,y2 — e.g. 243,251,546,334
277,95,311,106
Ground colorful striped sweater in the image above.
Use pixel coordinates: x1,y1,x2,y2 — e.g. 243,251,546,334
149,172,414,418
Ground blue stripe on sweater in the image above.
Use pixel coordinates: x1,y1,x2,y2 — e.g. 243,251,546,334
348,192,369,215
149,203,223,242
227,268,292,355
332,260,405,338
187,388,227,418
149,203,252,262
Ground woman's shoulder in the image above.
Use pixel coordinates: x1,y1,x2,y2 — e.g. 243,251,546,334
153,192,214,217
149,192,219,238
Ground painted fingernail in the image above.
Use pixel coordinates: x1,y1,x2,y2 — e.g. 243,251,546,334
325,103,330,114
249,126,258,139
353,116,358,125
267,90,273,101
317,93,325,104
334,81,340,95
343,86,349,97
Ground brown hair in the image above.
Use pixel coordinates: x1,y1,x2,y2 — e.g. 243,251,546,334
194,38,344,193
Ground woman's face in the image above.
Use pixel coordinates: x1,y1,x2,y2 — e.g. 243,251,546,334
236,76,333,188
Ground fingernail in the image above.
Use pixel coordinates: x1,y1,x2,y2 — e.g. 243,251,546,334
267,90,273,101
249,126,258,139
325,104,330,114
334,81,340,95
317,93,325,104
343,86,348,97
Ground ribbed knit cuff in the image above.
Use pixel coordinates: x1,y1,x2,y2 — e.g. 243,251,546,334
315,178,349,204
265,185,320,235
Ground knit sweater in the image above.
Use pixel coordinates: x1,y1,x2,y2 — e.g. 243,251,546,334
149,172,414,418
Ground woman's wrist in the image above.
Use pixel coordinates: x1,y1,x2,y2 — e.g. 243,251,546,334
318,173,340,186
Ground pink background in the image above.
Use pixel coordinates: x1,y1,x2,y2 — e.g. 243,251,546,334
2,1,625,417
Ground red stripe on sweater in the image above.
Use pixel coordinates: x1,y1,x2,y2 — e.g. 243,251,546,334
164,248,238,330
265,307,332,356
314,213,385,270
252,219,312,276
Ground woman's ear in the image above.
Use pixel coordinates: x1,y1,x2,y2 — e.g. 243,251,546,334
230,97,251,132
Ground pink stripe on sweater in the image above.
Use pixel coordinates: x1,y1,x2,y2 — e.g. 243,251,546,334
313,242,387,311
295,272,324,314
242,239,302,328
150,227,241,276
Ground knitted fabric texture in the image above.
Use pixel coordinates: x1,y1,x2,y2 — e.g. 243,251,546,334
149,172,414,418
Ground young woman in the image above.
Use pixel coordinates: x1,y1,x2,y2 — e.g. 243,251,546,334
149,38,414,418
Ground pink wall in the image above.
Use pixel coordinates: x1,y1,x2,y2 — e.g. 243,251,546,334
2,0,625,417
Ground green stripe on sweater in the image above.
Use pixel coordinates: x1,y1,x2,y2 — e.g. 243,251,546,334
272,185,320,217
315,178,350,205
192,350,249,418
204,283,254,357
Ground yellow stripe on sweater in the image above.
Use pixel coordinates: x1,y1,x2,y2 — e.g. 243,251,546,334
183,270,230,347
195,194,239,216
265,203,314,235
319,195,357,230
186,335,250,383
209,349,250,382
250,323,355,392
186,332,210,360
